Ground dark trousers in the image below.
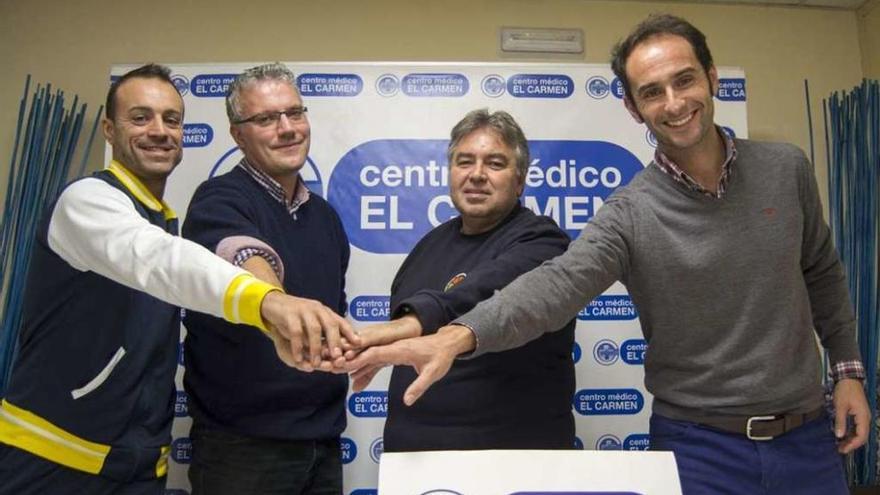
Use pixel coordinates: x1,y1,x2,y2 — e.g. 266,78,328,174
0,444,165,495
650,413,848,495
188,423,342,495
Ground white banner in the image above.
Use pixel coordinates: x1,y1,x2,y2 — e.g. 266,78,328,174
110,62,747,495
379,450,682,494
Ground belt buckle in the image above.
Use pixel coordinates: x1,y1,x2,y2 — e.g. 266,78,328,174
746,415,777,441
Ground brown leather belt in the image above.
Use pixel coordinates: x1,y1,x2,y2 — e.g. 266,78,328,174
692,407,825,441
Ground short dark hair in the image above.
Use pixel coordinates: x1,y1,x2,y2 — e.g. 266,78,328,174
610,14,714,101
105,63,177,120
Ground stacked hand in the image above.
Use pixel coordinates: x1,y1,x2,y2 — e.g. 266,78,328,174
259,291,361,372
330,319,476,406
257,294,476,406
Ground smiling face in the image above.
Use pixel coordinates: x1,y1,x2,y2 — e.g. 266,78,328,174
230,79,310,187
102,76,184,197
623,34,719,161
449,127,524,235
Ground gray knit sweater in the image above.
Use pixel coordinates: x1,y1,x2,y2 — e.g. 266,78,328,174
456,138,860,419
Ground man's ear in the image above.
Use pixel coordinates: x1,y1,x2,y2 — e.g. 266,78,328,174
708,65,719,96
624,96,644,124
230,125,245,151
101,117,114,143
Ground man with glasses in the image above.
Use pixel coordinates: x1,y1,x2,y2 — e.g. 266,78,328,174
182,63,349,494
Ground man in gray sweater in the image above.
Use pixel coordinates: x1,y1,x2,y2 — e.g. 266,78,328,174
340,14,869,494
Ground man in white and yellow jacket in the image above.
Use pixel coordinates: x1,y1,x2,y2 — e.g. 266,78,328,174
0,64,356,495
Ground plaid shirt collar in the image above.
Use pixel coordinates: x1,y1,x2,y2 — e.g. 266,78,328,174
654,127,738,199
237,158,310,214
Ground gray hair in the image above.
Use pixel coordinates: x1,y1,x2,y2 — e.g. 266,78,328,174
225,62,299,123
447,109,530,177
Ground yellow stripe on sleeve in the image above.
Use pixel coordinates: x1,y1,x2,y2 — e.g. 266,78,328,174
0,400,109,475
222,273,280,334
156,445,170,477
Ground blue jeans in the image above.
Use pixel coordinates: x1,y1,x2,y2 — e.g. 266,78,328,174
0,444,164,495
188,424,342,495
650,413,848,495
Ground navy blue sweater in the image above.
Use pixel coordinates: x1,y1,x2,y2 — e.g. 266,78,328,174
384,205,576,451
182,166,349,440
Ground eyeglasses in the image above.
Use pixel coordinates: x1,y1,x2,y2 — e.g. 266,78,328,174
233,107,308,127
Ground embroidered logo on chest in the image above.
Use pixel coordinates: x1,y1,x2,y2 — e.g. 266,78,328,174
444,273,467,292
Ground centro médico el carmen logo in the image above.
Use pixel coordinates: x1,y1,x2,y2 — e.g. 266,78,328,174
209,147,324,195
507,73,574,98
350,295,390,322
573,388,645,416
326,139,643,254
481,74,506,97
182,123,213,148
401,73,469,97
170,437,192,464
585,76,610,99
593,339,619,366
579,295,638,321
369,437,384,463
375,74,400,97
596,434,622,450
340,437,357,464
170,74,190,97
174,390,188,417
348,391,388,418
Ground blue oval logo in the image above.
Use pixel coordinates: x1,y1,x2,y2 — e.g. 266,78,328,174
348,391,388,418
351,490,378,495
209,146,324,196
572,342,582,364
508,74,574,99
401,73,469,97
191,74,237,97
621,339,647,365
573,388,645,416
611,77,625,100
369,437,384,463
646,129,657,148
578,295,638,321
595,434,622,450
593,339,619,366
327,139,643,254
585,76,610,99
171,74,190,97
375,74,400,97
716,78,746,101
174,390,188,417
182,123,213,148
350,295,390,322
340,437,357,464
624,433,650,450
170,437,192,463
481,74,506,97
297,73,363,97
